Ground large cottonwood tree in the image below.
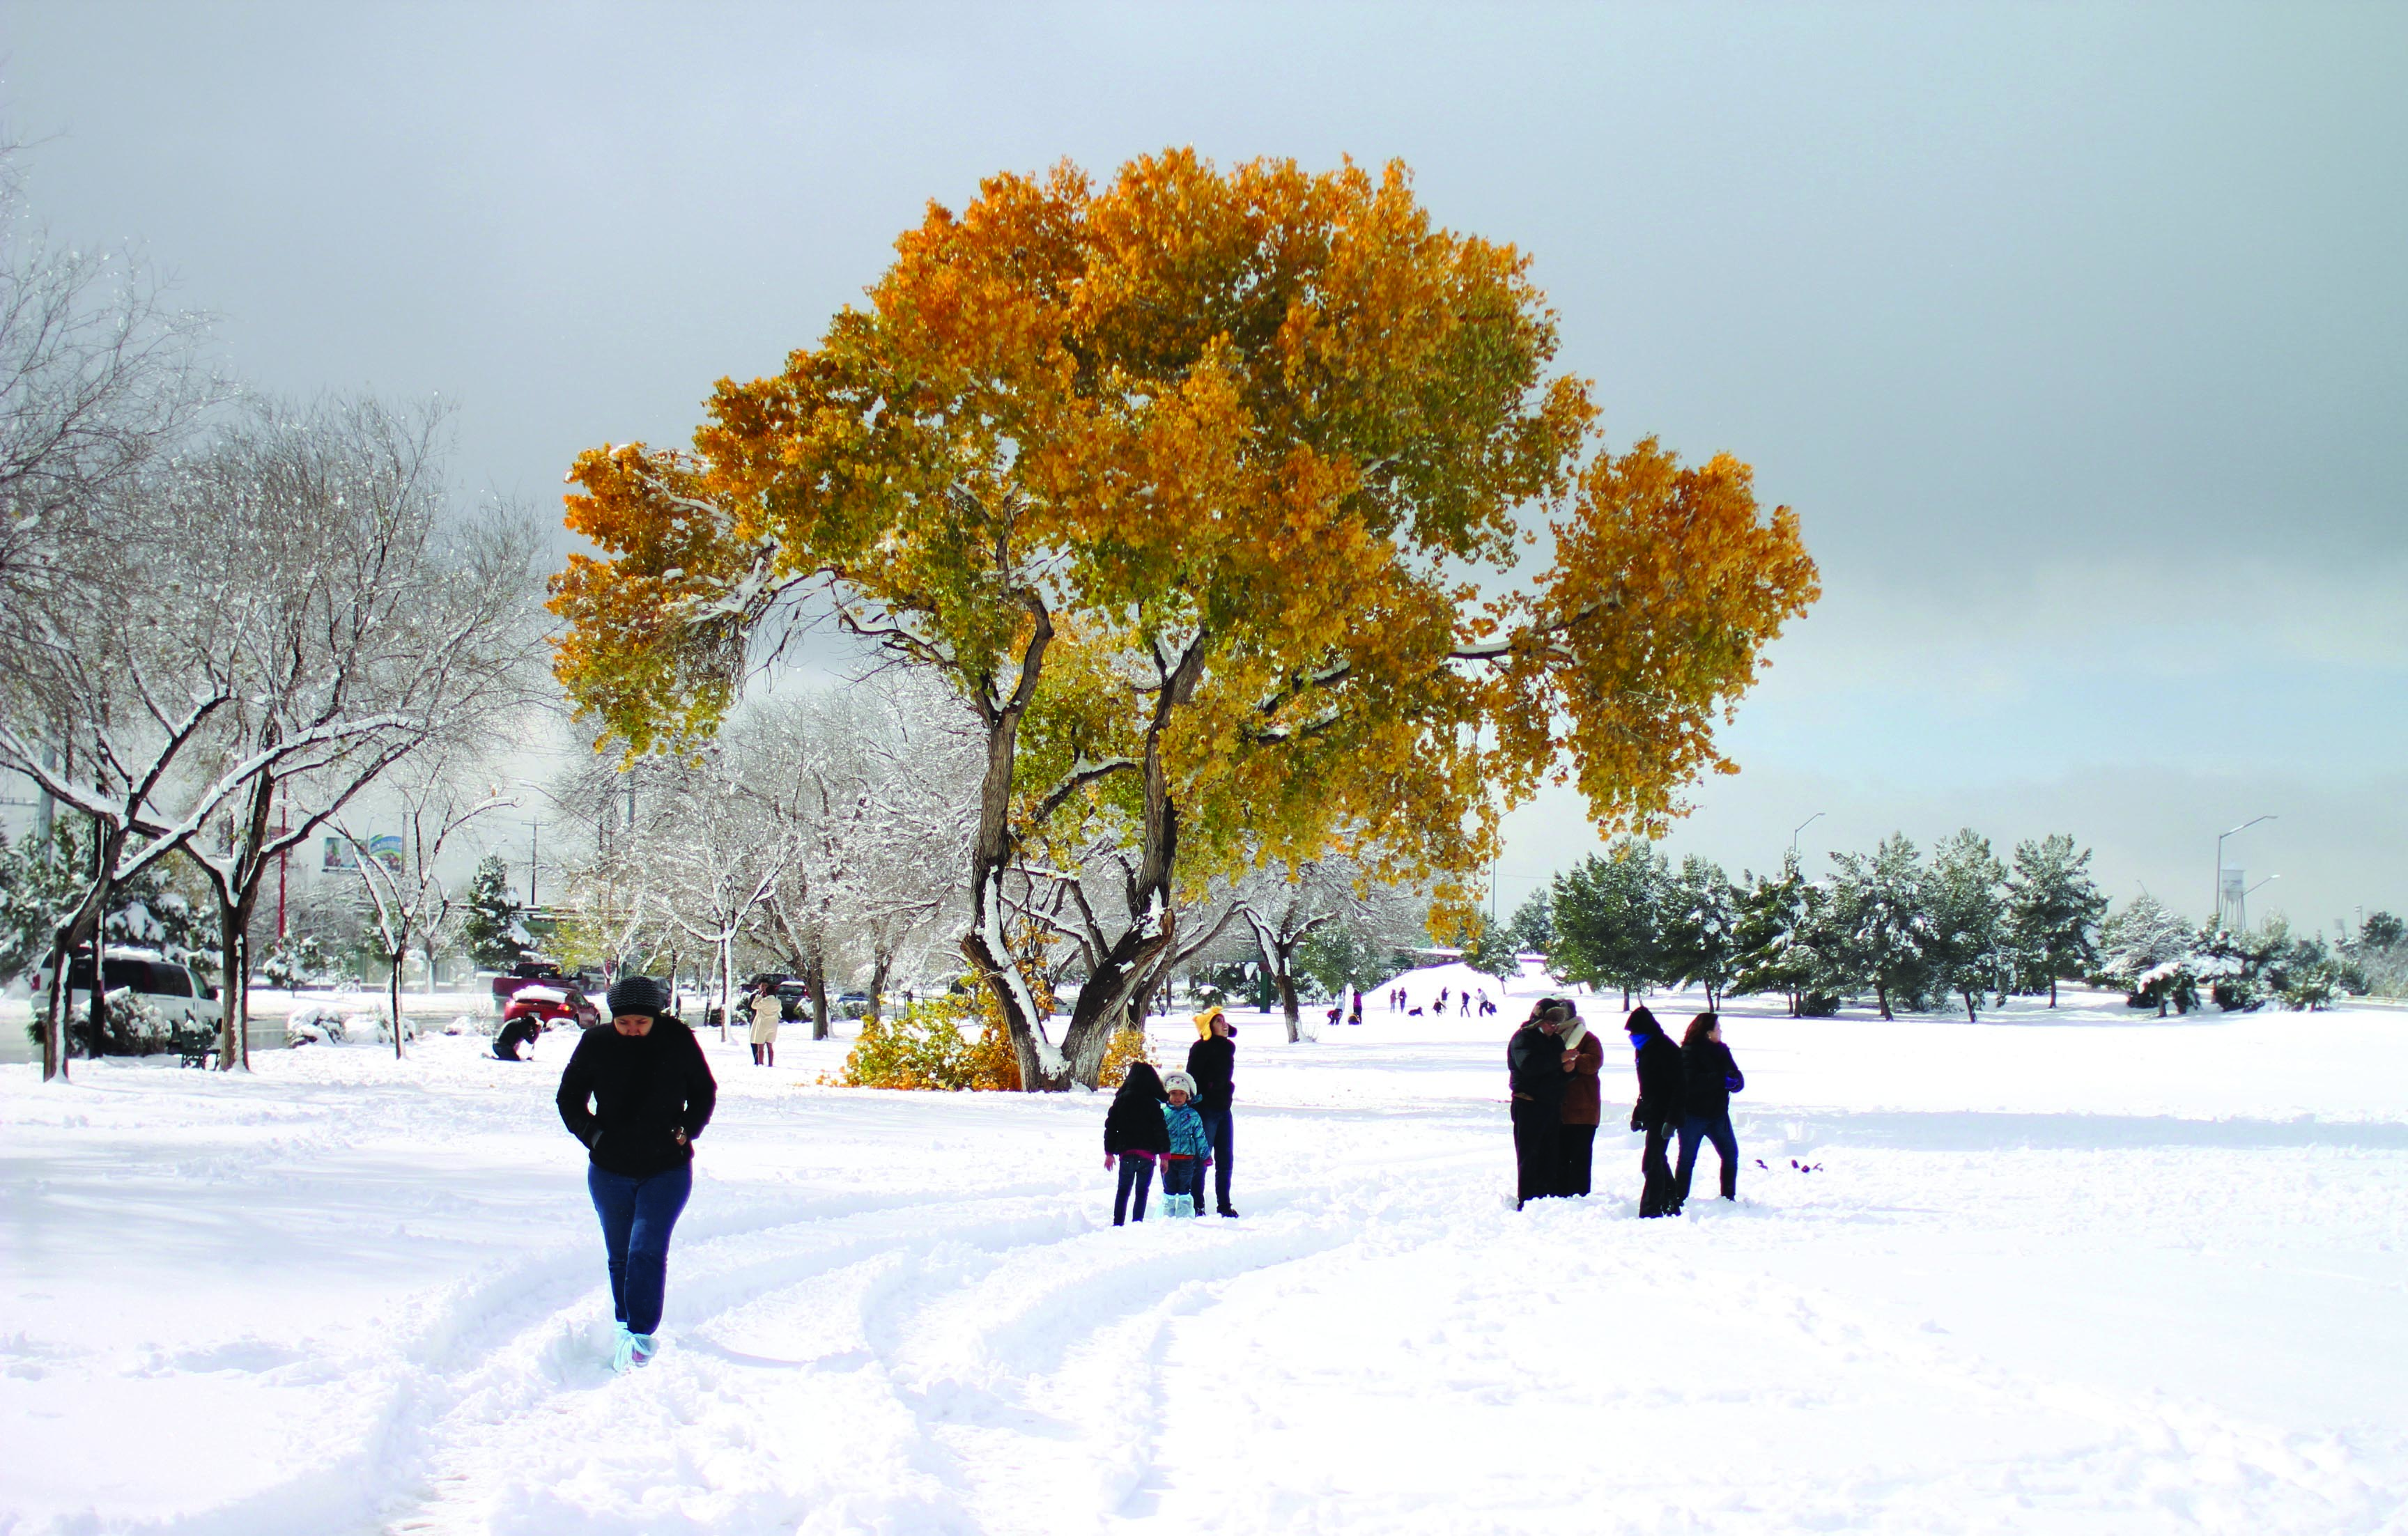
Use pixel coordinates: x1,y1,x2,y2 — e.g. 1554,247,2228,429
553,150,1819,1089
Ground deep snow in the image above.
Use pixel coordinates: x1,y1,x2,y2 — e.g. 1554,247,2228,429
4,969,2406,1534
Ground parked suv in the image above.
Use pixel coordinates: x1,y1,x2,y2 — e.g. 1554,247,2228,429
33,949,222,1031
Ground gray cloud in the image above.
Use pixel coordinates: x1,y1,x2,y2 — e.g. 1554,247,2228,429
6,0,2400,921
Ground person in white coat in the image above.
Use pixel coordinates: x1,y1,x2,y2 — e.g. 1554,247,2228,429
748,982,782,1066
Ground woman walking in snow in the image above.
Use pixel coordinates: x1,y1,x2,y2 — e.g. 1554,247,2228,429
1554,1005,1604,1195
1104,1062,1172,1224
1672,1012,1745,1209
556,975,718,1372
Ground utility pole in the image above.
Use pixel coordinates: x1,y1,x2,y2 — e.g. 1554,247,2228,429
1791,811,1825,864
528,815,541,911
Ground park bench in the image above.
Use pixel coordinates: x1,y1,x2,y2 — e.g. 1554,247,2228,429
174,1025,218,1069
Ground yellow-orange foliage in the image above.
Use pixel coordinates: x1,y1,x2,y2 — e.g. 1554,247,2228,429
552,148,1817,1083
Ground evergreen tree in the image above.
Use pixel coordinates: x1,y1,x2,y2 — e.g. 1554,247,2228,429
459,853,526,970
1549,840,1667,1007
1658,855,1740,1007
1731,855,1821,1015
1927,828,2008,1021
1499,890,1555,958
2092,894,2200,1016
1826,834,1936,1019
2002,833,2107,1006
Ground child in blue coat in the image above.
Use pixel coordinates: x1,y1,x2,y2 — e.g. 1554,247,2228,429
1159,1070,1214,1218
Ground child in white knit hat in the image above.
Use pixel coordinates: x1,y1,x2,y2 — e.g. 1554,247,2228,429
1159,1071,1213,1218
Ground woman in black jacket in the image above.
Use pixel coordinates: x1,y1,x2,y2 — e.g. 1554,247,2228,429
1672,1011,1744,1209
1104,1061,1173,1224
557,975,717,1372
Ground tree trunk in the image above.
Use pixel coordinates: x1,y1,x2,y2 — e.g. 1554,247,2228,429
216,905,248,1071
2049,976,2059,1007
717,937,734,1041
1962,988,1978,1023
1876,979,1894,1021
85,849,111,1060
866,948,892,1025
806,952,830,1041
1275,962,1300,1044
389,952,406,1060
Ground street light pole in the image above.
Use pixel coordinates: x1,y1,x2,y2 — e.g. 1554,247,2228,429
2215,814,2276,928
1791,811,1825,865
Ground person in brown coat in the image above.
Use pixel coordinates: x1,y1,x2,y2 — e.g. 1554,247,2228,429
1554,1007,1605,1195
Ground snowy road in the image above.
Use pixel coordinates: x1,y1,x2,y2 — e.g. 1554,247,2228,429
5,979,2407,1533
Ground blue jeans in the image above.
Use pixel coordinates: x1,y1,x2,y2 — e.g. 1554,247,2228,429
1674,1112,1738,1204
1113,1156,1155,1224
1201,1107,1234,1212
587,1162,692,1335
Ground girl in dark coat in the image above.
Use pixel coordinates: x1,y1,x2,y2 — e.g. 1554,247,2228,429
1104,1061,1173,1224
556,975,717,1372
1554,1009,1605,1195
1672,1011,1745,1209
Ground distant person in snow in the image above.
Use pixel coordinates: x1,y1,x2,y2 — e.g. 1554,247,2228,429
492,1011,540,1062
1348,991,1364,1026
1554,1004,1605,1195
747,981,781,1067
1672,1013,1745,1209
1159,1071,1214,1218
1507,1000,1569,1209
1624,1005,1684,1218
1104,1061,1171,1225
1184,1008,1240,1217
556,975,718,1372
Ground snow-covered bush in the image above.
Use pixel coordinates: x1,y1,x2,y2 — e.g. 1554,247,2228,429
284,1002,349,1046
60,990,176,1057
2092,896,2202,1016
284,1001,414,1046
258,933,333,991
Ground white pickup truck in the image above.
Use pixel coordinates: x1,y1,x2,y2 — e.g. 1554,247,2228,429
31,949,223,1032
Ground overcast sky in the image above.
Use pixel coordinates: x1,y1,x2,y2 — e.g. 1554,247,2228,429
6,1,2402,932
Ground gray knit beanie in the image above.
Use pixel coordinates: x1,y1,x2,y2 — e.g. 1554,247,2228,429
605,975,669,1020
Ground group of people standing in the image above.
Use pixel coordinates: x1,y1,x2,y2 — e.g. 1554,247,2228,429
1102,1007,1241,1223
1509,1000,1745,1216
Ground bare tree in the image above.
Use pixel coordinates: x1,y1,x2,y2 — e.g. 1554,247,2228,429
177,396,546,1069
337,757,515,1060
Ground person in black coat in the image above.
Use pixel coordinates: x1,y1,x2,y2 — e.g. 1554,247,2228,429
1104,1061,1173,1224
1672,1011,1745,1208
556,975,717,1371
1624,1005,1684,1218
1507,1000,1569,1209
492,1012,540,1061
1184,1009,1239,1217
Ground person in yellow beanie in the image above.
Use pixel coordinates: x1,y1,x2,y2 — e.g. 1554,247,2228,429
1184,1008,1237,1216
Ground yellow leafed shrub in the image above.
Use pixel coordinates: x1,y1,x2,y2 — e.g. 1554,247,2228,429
836,990,1023,1092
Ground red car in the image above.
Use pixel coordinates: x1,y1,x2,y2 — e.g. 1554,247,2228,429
499,982,600,1031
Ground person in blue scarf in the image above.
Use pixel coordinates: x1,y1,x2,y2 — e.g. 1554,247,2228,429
1623,1005,1684,1218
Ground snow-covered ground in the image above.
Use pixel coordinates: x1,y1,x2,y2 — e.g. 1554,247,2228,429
5,967,2406,1534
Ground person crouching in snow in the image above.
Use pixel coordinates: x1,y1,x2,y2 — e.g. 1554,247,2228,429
1104,1061,1172,1224
1159,1071,1214,1218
